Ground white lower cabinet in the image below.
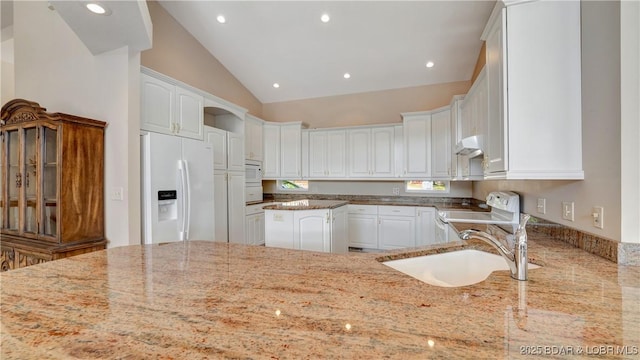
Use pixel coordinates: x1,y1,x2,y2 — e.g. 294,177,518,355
378,206,416,250
265,206,348,253
416,207,436,246
348,205,442,250
213,171,245,244
347,205,379,249
245,212,265,246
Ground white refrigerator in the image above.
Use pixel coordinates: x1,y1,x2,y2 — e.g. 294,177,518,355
141,132,215,244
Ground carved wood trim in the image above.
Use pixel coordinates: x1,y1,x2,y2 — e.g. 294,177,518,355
1,99,107,128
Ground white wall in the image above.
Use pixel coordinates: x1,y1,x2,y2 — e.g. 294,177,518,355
1,36,14,105
13,1,140,248
473,1,623,242
265,180,472,198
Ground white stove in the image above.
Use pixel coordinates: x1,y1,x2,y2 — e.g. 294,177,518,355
438,191,521,229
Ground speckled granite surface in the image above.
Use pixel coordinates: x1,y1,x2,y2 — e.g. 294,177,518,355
2,228,639,359
263,199,349,210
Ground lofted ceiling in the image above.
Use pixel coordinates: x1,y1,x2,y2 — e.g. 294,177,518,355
158,1,496,104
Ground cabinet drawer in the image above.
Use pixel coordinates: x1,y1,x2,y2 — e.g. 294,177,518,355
348,204,378,215
378,205,415,217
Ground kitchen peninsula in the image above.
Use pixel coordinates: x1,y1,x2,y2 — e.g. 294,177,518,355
1,227,639,359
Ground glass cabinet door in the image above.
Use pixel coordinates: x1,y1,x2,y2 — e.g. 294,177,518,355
23,127,38,234
42,126,57,237
7,130,19,231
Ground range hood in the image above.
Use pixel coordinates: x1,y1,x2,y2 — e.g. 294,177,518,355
455,135,484,158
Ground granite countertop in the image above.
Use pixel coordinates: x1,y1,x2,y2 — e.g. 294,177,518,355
263,199,349,210
2,228,639,359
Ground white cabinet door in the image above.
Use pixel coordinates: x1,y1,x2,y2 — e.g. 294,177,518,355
449,96,464,179
205,126,227,170
326,130,347,177
402,114,431,178
378,215,416,250
330,206,348,254
294,210,330,252
141,73,174,135
415,207,436,246
308,131,327,178
175,86,204,140
371,127,395,177
227,172,245,244
245,213,265,246
227,132,245,172
347,129,371,177
265,210,295,249
431,109,451,179
245,115,263,161
262,124,281,179
485,9,507,175
213,172,228,242
308,130,347,178
280,124,302,178
347,213,378,249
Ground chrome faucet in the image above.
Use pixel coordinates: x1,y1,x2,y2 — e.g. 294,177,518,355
458,214,531,281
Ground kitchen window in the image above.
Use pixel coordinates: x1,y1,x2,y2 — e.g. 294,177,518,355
405,180,449,193
278,180,309,192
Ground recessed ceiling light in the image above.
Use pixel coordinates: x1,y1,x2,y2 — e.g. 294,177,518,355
273,83,280,89
217,15,226,24
86,2,111,15
343,73,351,79
321,13,330,23
426,61,435,68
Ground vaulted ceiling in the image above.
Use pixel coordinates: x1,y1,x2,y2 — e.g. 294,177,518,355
158,1,495,103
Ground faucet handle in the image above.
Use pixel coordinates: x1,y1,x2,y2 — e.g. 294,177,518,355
519,213,530,228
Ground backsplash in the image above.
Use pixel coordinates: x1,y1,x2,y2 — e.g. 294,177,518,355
526,215,639,266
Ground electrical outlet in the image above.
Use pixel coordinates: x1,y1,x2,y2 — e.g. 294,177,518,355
110,187,124,201
562,201,574,221
392,187,400,195
537,198,546,214
592,206,604,229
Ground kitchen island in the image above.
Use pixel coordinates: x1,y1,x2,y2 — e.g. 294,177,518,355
264,199,349,253
1,226,639,359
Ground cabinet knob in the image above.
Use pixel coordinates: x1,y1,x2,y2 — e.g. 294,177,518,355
15,173,22,188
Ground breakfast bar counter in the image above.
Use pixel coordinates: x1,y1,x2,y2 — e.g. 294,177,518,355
1,227,639,359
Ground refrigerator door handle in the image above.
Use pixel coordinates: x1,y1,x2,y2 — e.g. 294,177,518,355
178,160,189,240
183,160,192,241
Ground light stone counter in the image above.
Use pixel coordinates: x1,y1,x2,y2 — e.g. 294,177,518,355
263,199,349,210
1,227,639,359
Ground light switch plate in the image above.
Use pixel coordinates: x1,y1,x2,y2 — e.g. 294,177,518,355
592,206,604,229
562,201,574,221
110,187,124,201
537,198,546,214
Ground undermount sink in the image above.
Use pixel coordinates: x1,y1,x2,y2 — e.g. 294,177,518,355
383,249,540,287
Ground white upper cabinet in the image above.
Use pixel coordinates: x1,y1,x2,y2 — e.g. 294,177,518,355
402,112,432,178
262,122,304,179
204,126,244,171
245,115,264,162
449,95,465,179
227,131,245,172
348,126,395,178
308,129,347,179
481,0,583,179
262,123,281,179
431,108,451,179
459,67,487,142
205,126,227,170
141,73,204,140
280,123,302,178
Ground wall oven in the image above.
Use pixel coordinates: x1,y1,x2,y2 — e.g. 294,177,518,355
245,160,262,185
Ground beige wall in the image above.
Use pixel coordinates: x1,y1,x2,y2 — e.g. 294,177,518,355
262,81,471,128
473,1,622,242
141,1,262,116
13,1,141,248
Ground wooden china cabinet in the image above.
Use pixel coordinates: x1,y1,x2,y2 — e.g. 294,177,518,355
0,99,108,271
